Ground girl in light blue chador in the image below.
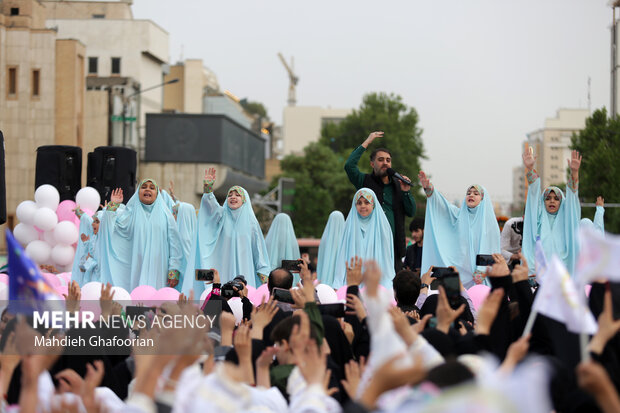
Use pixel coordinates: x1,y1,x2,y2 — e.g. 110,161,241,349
265,213,301,284
580,196,605,236
418,171,500,288
334,188,395,289
317,211,345,287
97,179,183,291
522,149,582,276
72,210,103,286
175,202,197,291
182,168,271,296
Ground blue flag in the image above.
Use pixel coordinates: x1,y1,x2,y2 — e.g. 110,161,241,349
6,230,59,314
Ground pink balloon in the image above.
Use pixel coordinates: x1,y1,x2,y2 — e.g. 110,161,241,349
55,285,68,299
42,272,61,289
336,286,348,301
467,285,491,311
249,283,270,306
130,285,158,303
58,272,72,284
0,274,8,285
56,200,77,222
152,287,180,304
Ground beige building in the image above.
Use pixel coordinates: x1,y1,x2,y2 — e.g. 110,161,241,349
281,106,351,157
164,59,219,114
513,108,590,208
512,165,526,214
45,0,169,155
0,0,86,250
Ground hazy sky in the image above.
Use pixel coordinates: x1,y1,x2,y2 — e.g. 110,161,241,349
132,0,611,206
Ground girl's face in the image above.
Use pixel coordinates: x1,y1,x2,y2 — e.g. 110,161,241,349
139,181,158,205
466,187,482,208
356,196,374,217
545,191,561,214
92,218,100,235
227,190,243,210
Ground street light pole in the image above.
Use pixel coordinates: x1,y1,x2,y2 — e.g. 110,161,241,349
611,2,620,118
121,78,179,148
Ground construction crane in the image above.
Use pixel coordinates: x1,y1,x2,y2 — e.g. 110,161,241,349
278,52,299,107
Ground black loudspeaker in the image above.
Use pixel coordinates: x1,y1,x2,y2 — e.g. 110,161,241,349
87,146,136,203
35,145,82,202
0,132,5,225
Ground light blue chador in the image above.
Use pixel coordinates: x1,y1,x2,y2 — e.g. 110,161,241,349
580,205,605,235
317,211,345,287
333,188,395,289
265,213,301,284
175,202,197,291
97,179,183,291
182,186,271,296
523,178,581,277
421,184,500,288
72,211,103,286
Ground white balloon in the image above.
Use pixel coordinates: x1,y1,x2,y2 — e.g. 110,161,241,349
53,221,79,245
315,283,338,304
33,207,58,232
75,187,101,213
228,297,243,325
34,185,60,211
42,230,57,246
110,287,132,306
16,200,38,225
81,281,103,300
51,244,75,267
13,223,39,246
26,240,52,264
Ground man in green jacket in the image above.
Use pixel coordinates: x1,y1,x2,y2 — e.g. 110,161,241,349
344,131,416,270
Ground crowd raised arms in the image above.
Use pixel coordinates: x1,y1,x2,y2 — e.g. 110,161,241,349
5,131,619,412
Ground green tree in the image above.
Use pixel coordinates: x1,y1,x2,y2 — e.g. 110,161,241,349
278,142,351,237
240,100,269,120
571,108,620,233
320,92,426,203
278,92,426,237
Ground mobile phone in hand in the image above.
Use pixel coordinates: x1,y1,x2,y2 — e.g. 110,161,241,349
272,287,295,304
441,271,461,309
195,269,214,282
318,303,346,318
282,259,302,273
476,254,495,266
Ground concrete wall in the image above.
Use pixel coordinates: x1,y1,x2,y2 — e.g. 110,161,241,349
55,38,86,148
0,2,58,249
282,106,351,155
41,0,133,20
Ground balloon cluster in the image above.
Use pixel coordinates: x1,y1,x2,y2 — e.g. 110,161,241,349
13,185,101,270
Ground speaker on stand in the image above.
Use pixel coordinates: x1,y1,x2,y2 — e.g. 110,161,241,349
35,145,82,202
87,146,137,203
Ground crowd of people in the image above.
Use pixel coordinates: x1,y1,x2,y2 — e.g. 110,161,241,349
3,131,620,412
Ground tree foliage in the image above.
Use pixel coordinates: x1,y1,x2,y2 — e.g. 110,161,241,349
571,108,620,233
277,92,426,237
241,100,269,120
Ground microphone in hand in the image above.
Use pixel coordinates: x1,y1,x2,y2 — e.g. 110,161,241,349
386,168,412,186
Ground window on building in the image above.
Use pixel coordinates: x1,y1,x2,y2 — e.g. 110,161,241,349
7,67,17,96
31,69,40,97
111,57,121,75
88,57,98,75
92,14,105,19
10,8,19,16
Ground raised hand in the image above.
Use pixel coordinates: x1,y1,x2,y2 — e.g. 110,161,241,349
168,180,176,201
511,252,529,283
486,253,510,277
362,260,381,298
436,286,465,334
345,293,367,321
204,167,216,183
568,150,582,173
522,147,536,171
64,281,81,313
362,131,384,148
110,188,123,204
474,288,504,335
346,256,363,286
417,171,430,190
589,288,620,355
596,196,604,207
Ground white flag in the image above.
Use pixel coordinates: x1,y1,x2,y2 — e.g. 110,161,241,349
533,256,597,335
576,227,620,285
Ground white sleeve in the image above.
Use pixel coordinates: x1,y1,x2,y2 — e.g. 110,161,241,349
408,335,444,369
125,393,157,413
289,383,341,413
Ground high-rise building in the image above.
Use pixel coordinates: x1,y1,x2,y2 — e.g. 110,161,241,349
513,108,590,208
